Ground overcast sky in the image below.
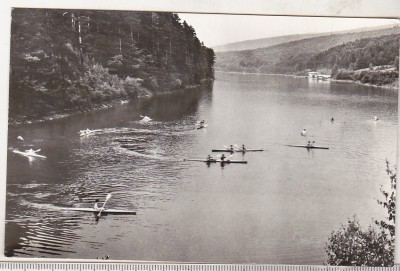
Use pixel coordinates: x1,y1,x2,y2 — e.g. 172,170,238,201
178,13,399,47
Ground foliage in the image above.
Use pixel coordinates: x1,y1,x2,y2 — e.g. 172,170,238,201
325,161,396,266
215,28,400,79
334,70,398,86
9,9,215,123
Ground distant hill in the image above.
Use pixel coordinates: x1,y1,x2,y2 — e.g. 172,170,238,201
213,24,399,52
213,33,326,52
215,26,400,74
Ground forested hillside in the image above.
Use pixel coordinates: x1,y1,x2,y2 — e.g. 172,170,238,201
9,9,215,124
213,24,397,53
215,26,400,75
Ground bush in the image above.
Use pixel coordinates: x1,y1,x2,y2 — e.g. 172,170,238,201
326,216,393,266
326,161,396,266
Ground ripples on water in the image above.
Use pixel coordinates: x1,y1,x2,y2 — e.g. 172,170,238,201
6,120,202,257
5,75,397,264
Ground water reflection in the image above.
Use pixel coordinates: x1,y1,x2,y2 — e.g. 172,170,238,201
5,74,397,264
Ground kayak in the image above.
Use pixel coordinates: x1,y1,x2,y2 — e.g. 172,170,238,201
13,150,47,158
184,159,247,164
196,124,208,130
60,207,136,215
79,129,96,136
212,149,263,152
286,145,329,150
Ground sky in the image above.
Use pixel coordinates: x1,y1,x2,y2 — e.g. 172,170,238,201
178,13,399,47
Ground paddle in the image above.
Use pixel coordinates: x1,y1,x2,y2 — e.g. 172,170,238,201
97,193,112,217
34,149,41,153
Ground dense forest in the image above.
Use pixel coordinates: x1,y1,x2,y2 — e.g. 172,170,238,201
215,27,400,82
289,34,399,72
9,9,215,124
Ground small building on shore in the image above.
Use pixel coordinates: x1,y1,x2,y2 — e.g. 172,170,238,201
308,71,320,79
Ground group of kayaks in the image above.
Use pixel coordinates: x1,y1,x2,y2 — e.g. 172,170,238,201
185,144,264,165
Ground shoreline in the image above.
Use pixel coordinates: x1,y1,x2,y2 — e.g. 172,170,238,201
8,82,210,128
216,70,399,90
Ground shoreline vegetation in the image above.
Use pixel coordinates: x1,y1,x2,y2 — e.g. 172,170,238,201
216,70,399,90
9,9,215,127
215,30,400,89
8,80,212,127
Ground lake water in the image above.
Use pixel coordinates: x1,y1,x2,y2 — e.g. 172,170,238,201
5,72,397,264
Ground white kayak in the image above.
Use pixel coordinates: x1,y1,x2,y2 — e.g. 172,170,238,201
196,124,208,130
79,129,96,136
140,115,152,122
60,207,136,215
13,149,46,159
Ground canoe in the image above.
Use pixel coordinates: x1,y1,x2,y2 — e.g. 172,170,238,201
184,159,247,164
286,145,329,150
60,207,136,215
212,149,263,152
13,150,47,158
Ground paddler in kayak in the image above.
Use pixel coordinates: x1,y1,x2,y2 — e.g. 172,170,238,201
301,129,307,136
94,199,100,210
206,154,214,162
307,141,315,147
229,145,234,152
200,120,205,125
220,154,226,161
241,144,246,152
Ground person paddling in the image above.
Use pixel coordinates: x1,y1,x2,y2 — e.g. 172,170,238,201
241,144,246,152
220,154,226,161
206,154,214,162
229,145,234,152
94,199,100,210
307,141,315,147
301,129,307,136
331,117,334,122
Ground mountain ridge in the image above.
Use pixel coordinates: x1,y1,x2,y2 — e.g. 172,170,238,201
213,23,400,52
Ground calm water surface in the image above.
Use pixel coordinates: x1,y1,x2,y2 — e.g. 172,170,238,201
5,73,397,264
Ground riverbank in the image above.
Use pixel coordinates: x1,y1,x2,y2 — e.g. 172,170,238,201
8,81,212,127
216,70,399,90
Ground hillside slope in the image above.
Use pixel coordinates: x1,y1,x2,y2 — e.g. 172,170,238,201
9,9,215,124
213,33,325,52
215,26,400,74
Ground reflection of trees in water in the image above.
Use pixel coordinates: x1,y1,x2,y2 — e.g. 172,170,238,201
135,83,214,121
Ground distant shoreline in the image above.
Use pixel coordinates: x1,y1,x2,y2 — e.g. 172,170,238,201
215,70,399,90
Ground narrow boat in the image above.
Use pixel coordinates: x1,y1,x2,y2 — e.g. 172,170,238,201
79,129,96,136
60,207,136,215
140,115,152,122
13,149,47,158
196,124,208,130
212,149,263,152
286,145,329,150
184,159,247,164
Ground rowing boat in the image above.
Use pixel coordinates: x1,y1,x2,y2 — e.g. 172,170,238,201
212,149,263,152
13,149,47,158
60,207,137,215
184,159,247,164
286,145,329,150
